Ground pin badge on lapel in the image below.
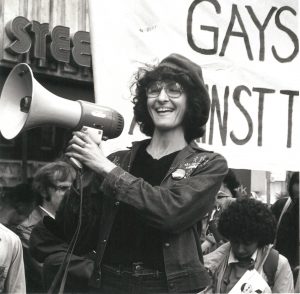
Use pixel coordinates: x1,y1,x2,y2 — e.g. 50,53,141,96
172,169,186,180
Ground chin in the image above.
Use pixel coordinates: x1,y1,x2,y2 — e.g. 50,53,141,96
154,122,183,132
236,255,251,261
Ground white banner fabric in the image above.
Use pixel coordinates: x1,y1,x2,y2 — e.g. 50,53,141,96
88,0,299,171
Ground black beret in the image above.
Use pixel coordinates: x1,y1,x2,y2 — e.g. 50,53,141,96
159,53,211,126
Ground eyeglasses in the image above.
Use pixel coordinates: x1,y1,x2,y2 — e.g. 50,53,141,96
146,81,184,98
48,183,71,193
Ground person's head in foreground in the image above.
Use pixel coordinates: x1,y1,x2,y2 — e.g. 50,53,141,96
218,197,276,261
132,53,210,141
0,183,39,225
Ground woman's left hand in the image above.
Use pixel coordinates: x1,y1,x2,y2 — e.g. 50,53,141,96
65,130,116,176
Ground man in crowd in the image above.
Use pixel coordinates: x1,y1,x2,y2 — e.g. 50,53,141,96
16,160,76,247
15,160,76,293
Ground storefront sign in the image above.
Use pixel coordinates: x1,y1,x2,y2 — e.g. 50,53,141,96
3,16,92,82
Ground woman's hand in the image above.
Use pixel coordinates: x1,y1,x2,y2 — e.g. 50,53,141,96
65,130,116,177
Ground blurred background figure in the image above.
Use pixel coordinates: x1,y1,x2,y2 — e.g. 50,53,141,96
0,182,36,293
14,160,76,293
221,168,246,199
0,182,39,227
201,168,244,254
271,171,299,290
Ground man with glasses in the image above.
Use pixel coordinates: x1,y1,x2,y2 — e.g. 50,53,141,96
18,160,76,241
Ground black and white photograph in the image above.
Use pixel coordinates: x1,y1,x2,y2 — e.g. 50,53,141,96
0,0,298,293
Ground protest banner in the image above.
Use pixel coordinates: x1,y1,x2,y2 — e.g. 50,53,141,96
88,0,299,171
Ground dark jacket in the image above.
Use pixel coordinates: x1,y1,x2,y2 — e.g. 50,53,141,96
271,197,299,271
30,139,228,293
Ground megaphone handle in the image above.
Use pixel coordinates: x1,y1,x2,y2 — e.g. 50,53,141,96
68,126,103,171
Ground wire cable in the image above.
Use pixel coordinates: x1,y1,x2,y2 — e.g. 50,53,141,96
47,170,84,294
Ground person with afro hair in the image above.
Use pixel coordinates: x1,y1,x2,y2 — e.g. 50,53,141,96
204,197,294,293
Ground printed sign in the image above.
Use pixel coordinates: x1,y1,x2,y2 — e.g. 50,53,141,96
88,0,299,171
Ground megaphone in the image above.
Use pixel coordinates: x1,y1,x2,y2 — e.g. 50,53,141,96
0,63,124,141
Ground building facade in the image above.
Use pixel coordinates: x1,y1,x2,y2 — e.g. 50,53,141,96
0,0,94,186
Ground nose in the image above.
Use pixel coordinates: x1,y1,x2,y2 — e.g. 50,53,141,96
236,244,247,256
157,87,169,102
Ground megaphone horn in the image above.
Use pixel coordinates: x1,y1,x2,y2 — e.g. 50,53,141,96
0,63,124,140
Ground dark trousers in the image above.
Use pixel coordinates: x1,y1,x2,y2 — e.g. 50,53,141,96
96,271,168,294
90,264,168,294
89,264,205,294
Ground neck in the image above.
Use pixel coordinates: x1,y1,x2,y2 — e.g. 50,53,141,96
147,128,188,159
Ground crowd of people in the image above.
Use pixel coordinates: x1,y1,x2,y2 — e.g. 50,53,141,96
0,161,76,293
0,54,298,293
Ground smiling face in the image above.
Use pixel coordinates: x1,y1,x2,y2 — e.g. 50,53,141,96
146,80,187,133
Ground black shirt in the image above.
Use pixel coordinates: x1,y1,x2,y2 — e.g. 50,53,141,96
103,142,179,271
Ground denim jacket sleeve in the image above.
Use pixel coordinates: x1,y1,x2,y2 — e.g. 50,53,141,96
101,151,228,234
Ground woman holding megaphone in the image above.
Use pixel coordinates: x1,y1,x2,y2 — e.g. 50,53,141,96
30,53,228,294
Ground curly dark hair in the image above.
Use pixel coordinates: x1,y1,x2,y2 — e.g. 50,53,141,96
218,197,276,247
132,65,207,142
1,183,40,216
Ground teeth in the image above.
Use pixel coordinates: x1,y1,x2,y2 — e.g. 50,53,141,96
156,108,172,112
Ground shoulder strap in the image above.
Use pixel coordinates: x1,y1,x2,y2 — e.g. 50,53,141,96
263,248,279,288
273,197,292,246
